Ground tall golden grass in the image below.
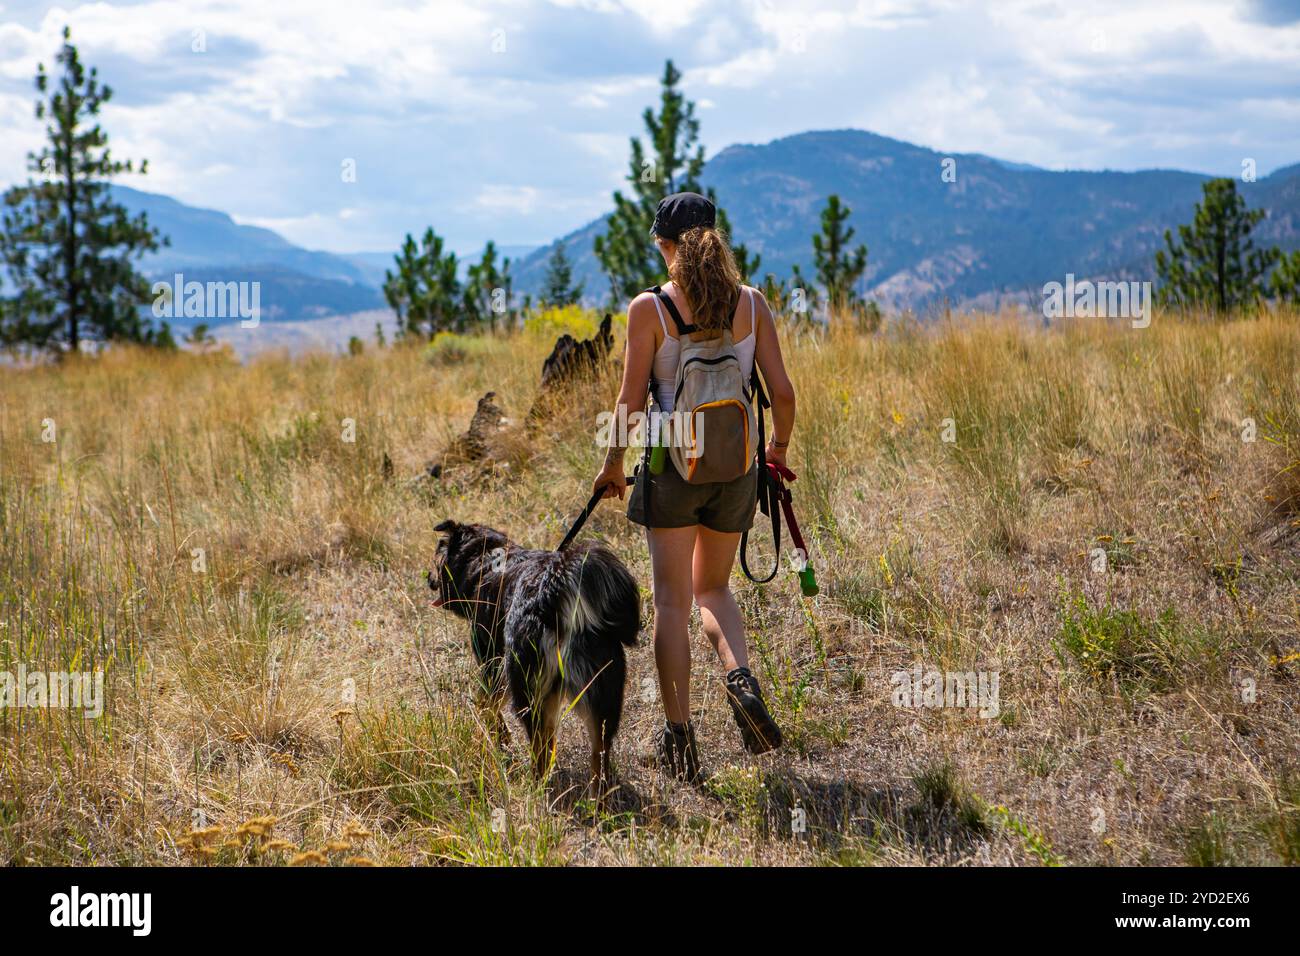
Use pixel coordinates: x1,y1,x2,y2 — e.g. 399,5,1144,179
1,309,1296,865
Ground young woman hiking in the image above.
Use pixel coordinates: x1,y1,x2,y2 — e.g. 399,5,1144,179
591,191,797,781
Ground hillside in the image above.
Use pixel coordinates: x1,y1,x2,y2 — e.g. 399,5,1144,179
513,130,1300,310
110,187,540,328
113,185,386,326
103,132,1300,326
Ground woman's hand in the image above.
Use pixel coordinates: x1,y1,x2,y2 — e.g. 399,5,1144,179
765,440,789,471
592,460,627,500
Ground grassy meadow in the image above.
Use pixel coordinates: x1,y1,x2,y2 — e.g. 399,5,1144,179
1,307,1298,866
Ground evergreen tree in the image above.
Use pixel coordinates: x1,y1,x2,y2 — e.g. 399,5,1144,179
542,241,583,306
789,263,820,319
0,26,170,352
593,60,756,303
185,323,215,350
812,194,869,317
464,241,515,331
761,273,789,315
383,227,462,337
1155,178,1278,313
1269,249,1300,304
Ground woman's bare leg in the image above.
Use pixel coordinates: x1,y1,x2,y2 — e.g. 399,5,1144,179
692,527,748,672
647,525,698,724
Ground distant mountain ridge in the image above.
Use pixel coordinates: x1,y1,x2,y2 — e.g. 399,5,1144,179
112,185,385,326
108,130,1300,326
512,129,1300,311
111,185,544,326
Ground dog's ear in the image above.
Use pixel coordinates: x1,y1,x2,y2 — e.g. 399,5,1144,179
434,519,459,535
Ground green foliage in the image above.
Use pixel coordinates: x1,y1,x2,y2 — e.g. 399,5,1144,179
185,323,216,349
1270,249,1300,303
910,760,990,838
592,60,757,304
383,227,463,337
463,240,517,331
423,330,498,366
1155,178,1278,313
986,804,1062,866
813,194,869,312
0,26,170,352
385,230,518,338
541,240,583,306
762,267,820,323
1182,811,1234,866
1056,591,1221,694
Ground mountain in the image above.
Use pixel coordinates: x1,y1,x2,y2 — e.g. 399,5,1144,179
110,187,549,326
113,185,385,325
512,130,1300,311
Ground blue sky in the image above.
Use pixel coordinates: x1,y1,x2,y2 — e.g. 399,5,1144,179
2,0,1299,255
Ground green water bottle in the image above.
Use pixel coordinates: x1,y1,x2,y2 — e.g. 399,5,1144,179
797,565,819,597
648,414,667,475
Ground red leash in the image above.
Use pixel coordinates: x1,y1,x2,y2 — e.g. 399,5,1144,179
740,460,819,595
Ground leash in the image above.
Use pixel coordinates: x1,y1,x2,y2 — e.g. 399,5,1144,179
735,366,818,595
558,468,816,595
740,461,818,595
556,475,636,551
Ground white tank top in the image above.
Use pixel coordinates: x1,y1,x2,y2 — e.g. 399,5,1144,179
649,286,758,414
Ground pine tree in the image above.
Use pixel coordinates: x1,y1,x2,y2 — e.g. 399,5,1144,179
789,264,819,319
812,194,869,317
1269,249,1300,304
463,241,513,331
0,26,170,352
542,241,583,306
593,60,757,303
383,227,462,337
1155,178,1278,313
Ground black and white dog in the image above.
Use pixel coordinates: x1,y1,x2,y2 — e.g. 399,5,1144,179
429,520,639,797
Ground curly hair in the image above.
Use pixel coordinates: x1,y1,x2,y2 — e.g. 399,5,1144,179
668,226,742,333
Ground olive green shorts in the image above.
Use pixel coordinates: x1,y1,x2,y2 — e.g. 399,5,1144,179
627,461,758,533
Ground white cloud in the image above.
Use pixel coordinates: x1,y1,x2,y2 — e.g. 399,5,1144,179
0,0,1297,253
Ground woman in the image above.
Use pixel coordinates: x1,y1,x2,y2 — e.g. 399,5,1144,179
591,191,797,782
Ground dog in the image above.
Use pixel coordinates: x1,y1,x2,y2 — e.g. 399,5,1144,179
429,520,639,798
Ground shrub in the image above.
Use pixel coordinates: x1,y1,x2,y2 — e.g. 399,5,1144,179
424,331,496,366
523,304,604,340
1055,591,1221,694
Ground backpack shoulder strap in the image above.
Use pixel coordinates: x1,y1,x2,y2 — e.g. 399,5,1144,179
646,285,697,335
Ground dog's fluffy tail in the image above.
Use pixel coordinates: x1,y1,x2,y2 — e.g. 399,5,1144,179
565,544,639,650
552,544,637,735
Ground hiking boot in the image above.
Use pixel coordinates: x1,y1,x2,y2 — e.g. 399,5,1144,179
725,666,783,754
654,719,701,783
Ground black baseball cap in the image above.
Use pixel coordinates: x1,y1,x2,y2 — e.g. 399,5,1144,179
650,191,716,241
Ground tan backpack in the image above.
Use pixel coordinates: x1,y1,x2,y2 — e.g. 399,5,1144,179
648,285,756,484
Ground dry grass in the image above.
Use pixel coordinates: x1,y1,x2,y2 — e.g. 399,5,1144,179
1,310,1297,866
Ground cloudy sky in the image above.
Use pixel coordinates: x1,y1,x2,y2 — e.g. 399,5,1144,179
2,0,1298,255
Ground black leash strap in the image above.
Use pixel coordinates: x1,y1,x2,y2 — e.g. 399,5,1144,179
740,367,780,583
556,476,636,551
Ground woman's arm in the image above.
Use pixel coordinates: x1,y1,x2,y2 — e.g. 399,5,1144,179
592,293,658,499
752,290,796,468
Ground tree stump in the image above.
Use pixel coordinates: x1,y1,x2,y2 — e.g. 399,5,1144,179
426,391,510,478
527,313,615,427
